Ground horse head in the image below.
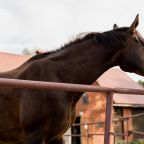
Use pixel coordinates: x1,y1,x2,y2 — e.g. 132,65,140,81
114,14,144,76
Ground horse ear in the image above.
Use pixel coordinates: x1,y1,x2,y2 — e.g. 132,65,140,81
113,24,119,29
129,14,139,34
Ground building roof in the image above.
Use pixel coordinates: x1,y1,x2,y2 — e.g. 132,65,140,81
0,52,144,106
0,52,30,72
97,68,144,106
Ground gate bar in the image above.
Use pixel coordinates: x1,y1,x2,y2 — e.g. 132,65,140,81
104,92,114,144
0,78,144,95
0,78,144,144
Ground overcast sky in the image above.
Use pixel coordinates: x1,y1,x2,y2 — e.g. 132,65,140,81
0,0,144,81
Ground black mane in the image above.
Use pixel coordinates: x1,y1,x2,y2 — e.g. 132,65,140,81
27,27,129,62
27,32,98,62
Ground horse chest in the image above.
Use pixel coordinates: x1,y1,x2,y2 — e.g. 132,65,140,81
51,113,73,138
42,103,74,138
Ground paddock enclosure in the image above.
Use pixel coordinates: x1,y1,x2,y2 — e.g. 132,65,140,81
0,78,144,144
64,112,144,144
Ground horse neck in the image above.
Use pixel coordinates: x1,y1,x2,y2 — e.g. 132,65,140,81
56,39,117,85
56,39,120,104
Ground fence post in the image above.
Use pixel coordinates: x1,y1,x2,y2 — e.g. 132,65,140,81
104,92,113,144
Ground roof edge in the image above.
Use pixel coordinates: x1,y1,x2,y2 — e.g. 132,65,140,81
0,51,30,57
113,103,144,108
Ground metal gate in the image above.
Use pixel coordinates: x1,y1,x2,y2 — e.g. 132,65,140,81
0,78,144,144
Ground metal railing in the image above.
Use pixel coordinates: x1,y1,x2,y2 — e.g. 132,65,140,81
0,78,144,144
63,113,144,144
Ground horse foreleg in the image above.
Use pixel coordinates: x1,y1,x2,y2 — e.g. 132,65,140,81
47,137,65,144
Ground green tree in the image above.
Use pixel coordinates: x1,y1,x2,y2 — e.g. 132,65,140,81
138,80,144,87
22,48,42,55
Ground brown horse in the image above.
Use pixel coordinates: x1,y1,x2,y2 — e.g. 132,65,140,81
0,14,144,144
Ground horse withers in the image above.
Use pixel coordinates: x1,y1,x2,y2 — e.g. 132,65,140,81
0,15,144,144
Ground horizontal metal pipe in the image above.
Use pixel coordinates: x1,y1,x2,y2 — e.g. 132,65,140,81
0,78,143,95
64,134,105,137
71,112,144,126
132,131,144,135
64,133,129,137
